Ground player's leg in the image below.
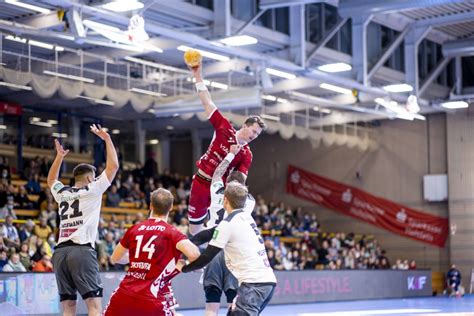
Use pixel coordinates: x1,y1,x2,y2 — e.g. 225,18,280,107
222,254,238,311
52,248,79,316
204,286,222,316
70,247,103,316
188,176,211,235
203,253,226,316
84,297,102,316
61,300,77,316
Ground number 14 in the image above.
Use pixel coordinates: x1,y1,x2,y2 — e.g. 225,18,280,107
134,235,157,260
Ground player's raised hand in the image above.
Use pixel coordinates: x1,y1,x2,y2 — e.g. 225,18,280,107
54,139,69,158
229,144,242,155
90,124,110,141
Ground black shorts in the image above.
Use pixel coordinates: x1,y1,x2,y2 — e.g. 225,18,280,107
230,282,276,316
203,251,238,303
52,243,103,301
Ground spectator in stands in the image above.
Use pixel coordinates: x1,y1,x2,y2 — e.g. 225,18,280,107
1,167,10,183
128,183,146,208
33,216,52,241
144,152,158,179
0,250,7,270
317,240,330,265
379,257,390,269
2,253,26,272
176,218,188,235
0,231,7,252
409,260,417,270
176,181,188,201
26,173,42,194
3,215,19,247
19,242,31,271
18,219,35,243
32,254,53,272
106,185,121,207
31,237,52,263
0,196,16,219
14,185,34,209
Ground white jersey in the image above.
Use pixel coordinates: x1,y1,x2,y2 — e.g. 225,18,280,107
209,210,276,285
207,180,255,228
51,171,111,247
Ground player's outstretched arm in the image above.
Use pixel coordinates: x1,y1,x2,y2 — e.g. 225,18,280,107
110,243,129,265
90,124,119,182
47,139,69,188
176,239,200,262
190,64,217,118
211,144,241,184
177,245,222,273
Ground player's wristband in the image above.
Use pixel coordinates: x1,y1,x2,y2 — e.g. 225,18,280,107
195,82,208,92
225,153,235,162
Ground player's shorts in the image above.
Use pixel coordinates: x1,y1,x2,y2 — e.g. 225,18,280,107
230,282,276,316
203,251,238,303
188,174,211,224
103,288,177,316
52,242,103,301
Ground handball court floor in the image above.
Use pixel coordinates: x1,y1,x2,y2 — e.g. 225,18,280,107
176,296,474,316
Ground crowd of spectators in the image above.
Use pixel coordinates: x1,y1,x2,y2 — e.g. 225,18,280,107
0,155,417,273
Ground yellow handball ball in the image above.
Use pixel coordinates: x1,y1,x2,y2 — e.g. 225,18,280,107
184,49,202,68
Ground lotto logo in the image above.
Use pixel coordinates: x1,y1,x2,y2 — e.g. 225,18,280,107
138,225,147,231
407,276,426,290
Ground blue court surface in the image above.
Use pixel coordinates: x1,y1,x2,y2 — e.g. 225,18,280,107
176,296,474,316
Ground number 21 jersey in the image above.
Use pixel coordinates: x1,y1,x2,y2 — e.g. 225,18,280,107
118,218,187,300
51,171,111,246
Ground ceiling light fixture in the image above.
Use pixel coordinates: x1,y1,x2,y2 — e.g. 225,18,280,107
262,95,277,102
5,36,64,51
52,132,68,138
317,62,352,73
219,35,258,46
149,139,159,145
441,100,469,109
265,68,296,80
0,125,6,130
319,83,352,95
0,81,32,91
102,0,144,12
5,0,50,14
124,56,185,72
383,83,413,93
112,129,120,134
76,95,115,106
44,70,95,83
260,113,280,122
129,87,167,97
177,45,229,62
166,125,174,130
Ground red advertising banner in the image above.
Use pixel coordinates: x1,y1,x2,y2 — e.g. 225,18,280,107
0,101,22,116
287,165,449,247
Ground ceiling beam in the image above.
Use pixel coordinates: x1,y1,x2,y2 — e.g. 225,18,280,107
259,0,337,10
415,10,474,28
338,0,469,17
289,4,306,66
213,0,231,38
306,17,348,66
368,26,409,81
443,38,474,57
419,57,451,97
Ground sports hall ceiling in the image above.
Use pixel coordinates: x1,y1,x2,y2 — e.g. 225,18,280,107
0,0,473,131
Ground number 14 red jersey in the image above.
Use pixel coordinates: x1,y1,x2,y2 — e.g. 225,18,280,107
117,218,186,300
